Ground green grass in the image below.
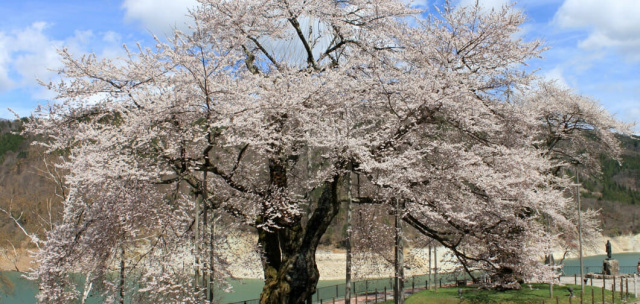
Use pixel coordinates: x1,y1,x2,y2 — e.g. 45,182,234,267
380,284,636,304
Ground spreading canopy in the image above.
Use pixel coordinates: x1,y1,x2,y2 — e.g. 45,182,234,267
22,0,625,302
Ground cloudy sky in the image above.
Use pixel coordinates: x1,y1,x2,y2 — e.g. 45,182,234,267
0,0,638,132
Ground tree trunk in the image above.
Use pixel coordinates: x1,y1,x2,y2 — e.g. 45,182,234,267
345,171,353,304
209,208,215,303
394,200,404,304
194,195,201,293
434,246,438,292
428,245,432,290
119,246,125,304
258,161,341,304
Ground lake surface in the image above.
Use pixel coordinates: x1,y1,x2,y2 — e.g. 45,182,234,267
564,252,640,267
3,253,639,303
562,252,640,275
0,271,344,304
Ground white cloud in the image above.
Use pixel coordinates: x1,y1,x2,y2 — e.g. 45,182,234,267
542,67,570,89
0,33,15,91
121,0,199,35
0,22,125,100
606,98,640,134
0,22,64,93
554,0,640,62
103,31,122,44
458,0,510,11
401,0,429,9
13,24,67,88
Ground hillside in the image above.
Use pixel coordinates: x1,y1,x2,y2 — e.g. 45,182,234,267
581,134,640,235
0,118,639,248
0,119,63,249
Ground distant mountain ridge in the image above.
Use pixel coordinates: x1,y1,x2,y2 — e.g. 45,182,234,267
0,119,639,248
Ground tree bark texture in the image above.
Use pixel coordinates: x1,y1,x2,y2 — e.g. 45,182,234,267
394,200,405,304
345,174,353,304
119,246,125,304
258,161,341,304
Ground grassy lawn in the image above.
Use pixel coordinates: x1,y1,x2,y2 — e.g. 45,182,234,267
380,284,636,304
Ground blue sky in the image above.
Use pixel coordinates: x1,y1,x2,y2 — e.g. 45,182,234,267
0,0,638,132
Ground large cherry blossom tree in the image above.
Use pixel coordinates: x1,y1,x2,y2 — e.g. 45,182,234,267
23,0,627,302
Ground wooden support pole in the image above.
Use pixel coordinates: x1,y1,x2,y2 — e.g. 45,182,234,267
613,278,615,304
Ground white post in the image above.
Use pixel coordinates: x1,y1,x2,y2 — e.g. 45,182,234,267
576,169,584,294
634,274,637,298
345,170,353,304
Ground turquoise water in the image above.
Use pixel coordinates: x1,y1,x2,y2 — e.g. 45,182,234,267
563,252,640,275
0,272,38,304
3,254,639,303
0,272,344,304
564,252,640,267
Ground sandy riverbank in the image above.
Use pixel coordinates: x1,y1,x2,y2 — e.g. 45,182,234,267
553,234,640,259
0,247,34,272
225,247,459,280
5,233,640,278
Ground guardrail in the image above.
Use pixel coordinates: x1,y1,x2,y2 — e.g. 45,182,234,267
230,266,640,303
563,265,638,276
229,272,474,304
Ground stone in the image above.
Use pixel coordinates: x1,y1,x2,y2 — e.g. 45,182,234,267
603,259,620,275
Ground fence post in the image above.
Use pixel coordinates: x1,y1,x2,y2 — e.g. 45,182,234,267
620,276,624,299
412,280,415,293
333,297,335,304
602,279,605,304
591,288,594,304
612,278,615,304
626,276,629,300
336,285,338,299
556,295,559,304
440,278,442,288
353,281,356,302
635,274,638,299
375,288,378,304
384,286,387,301
575,274,577,285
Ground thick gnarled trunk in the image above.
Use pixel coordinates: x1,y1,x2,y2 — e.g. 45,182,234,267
258,164,340,304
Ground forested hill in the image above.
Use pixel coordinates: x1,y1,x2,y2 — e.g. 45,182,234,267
580,134,640,235
0,118,62,248
0,118,639,247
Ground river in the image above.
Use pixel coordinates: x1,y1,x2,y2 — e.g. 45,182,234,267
2,253,639,303
0,272,346,304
